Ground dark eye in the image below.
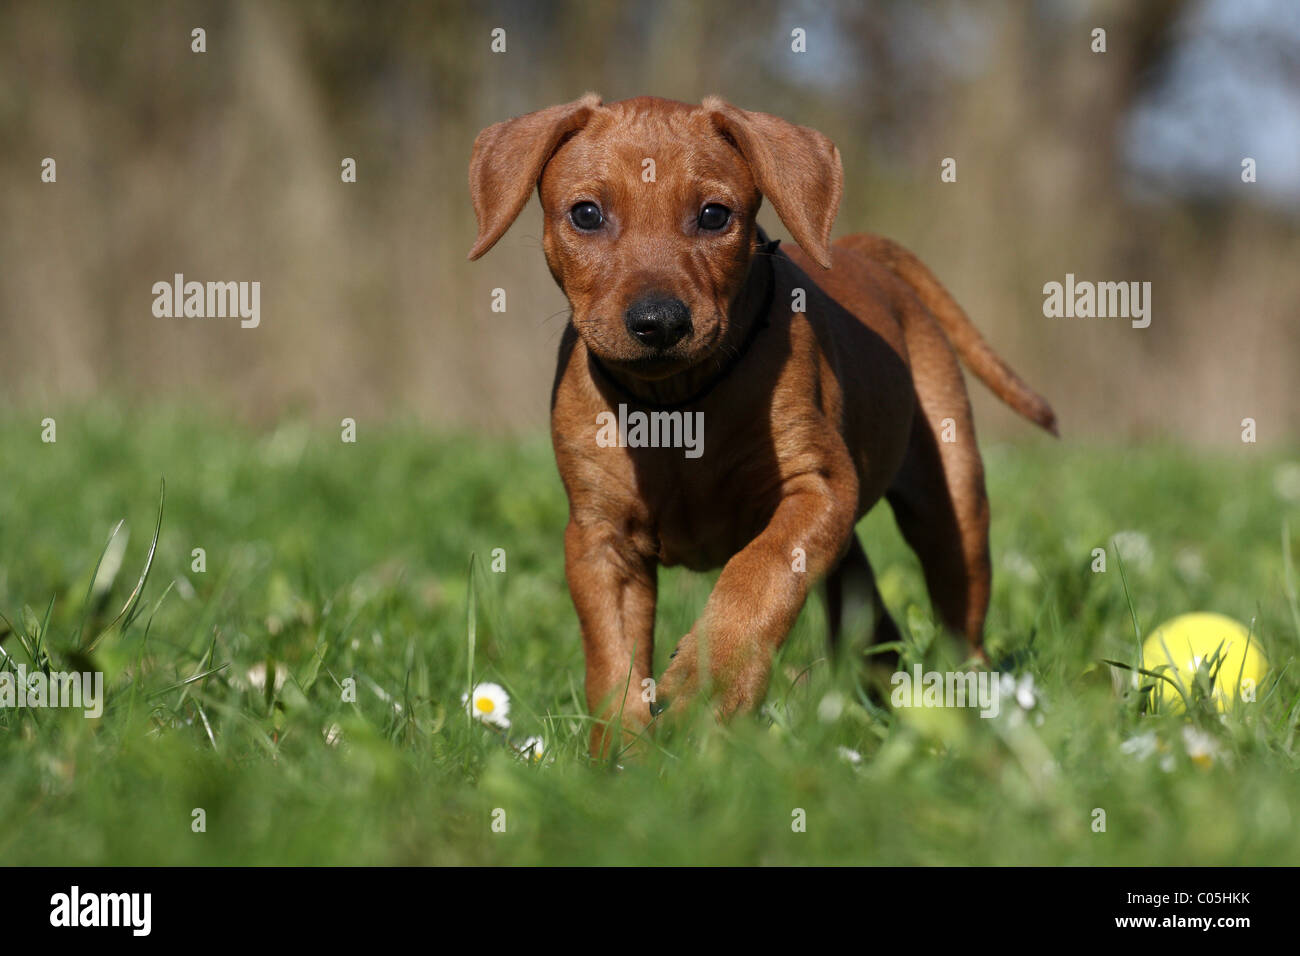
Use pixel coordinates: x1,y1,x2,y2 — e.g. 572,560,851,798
570,202,604,231
698,203,731,231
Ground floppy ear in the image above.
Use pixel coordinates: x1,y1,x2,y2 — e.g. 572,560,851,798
703,96,843,269
467,93,602,261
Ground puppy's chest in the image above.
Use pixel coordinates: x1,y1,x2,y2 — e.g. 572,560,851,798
632,445,783,570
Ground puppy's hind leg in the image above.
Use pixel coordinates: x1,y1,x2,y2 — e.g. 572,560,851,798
823,532,902,674
885,396,991,658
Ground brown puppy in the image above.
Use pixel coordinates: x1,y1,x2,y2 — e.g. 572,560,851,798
468,94,1056,758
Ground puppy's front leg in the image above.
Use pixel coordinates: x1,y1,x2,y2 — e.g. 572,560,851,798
658,470,858,719
565,518,657,759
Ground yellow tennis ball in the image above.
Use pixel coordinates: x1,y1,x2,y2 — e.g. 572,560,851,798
1141,613,1268,713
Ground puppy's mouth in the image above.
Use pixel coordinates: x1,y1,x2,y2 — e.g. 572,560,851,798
597,352,695,380
579,319,725,381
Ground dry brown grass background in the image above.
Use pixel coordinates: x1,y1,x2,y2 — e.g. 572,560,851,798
2,0,1297,442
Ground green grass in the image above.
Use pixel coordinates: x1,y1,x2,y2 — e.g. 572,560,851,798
1,405,1298,865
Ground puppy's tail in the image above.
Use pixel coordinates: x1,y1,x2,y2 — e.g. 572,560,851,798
865,236,1058,436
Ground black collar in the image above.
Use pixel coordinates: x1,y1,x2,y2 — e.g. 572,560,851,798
587,227,781,411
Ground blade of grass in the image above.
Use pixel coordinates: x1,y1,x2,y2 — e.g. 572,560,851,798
1283,520,1300,643
73,519,125,647
466,552,478,732
85,478,165,652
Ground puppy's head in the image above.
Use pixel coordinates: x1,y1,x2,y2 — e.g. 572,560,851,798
468,94,842,379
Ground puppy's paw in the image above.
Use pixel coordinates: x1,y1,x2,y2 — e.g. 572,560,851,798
655,631,702,711
655,631,773,726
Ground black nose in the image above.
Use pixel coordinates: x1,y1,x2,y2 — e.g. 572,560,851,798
624,296,692,350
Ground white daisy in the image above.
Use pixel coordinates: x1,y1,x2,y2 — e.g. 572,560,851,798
1181,725,1220,769
1120,731,1158,761
463,681,511,729
246,662,287,693
817,691,846,723
998,672,1039,711
514,735,546,762
997,672,1044,726
1110,530,1153,573
1016,674,1038,711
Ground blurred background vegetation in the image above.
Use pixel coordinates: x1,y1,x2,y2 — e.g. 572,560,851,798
2,0,1297,441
